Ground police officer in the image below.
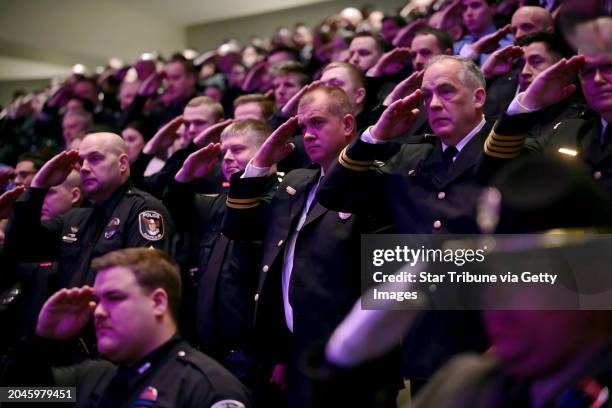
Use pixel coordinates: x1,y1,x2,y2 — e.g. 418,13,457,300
1,248,251,407
4,132,174,289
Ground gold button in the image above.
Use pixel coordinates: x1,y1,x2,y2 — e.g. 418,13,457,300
408,170,416,176
262,265,269,272
437,191,446,200
433,220,442,229
277,240,284,247
594,171,602,180
254,293,259,301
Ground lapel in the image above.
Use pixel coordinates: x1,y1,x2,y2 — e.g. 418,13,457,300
286,169,321,226
443,123,490,187
302,197,328,229
583,119,612,166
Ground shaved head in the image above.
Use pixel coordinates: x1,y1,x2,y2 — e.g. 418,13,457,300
511,6,554,39
82,132,129,156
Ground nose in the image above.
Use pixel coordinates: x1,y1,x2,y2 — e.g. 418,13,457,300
429,93,443,111
93,301,106,319
223,150,234,163
349,53,359,65
80,159,91,174
594,68,607,85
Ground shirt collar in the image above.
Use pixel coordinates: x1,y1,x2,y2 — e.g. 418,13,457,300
442,117,486,153
601,118,609,136
95,179,132,217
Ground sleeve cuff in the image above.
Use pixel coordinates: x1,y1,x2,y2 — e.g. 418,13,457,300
241,160,270,178
360,127,387,145
507,93,540,115
459,44,479,61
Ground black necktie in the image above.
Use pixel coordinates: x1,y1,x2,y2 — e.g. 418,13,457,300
601,125,612,149
442,146,458,172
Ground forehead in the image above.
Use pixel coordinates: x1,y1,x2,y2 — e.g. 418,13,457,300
321,67,352,83
582,53,612,69
462,0,488,7
521,42,552,58
183,104,215,120
298,92,332,118
350,36,377,50
235,101,262,113
221,132,253,148
79,136,111,155
512,8,537,24
16,160,35,171
94,266,138,293
273,73,302,84
165,62,186,76
423,60,463,87
411,34,440,50
63,115,86,125
122,128,143,139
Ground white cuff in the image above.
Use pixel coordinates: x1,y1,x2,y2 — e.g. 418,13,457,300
507,92,540,116
241,160,270,178
360,126,387,144
459,44,480,61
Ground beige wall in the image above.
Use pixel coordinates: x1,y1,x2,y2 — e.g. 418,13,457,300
187,0,402,51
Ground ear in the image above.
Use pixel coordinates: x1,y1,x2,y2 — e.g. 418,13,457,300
119,153,130,174
355,87,366,106
70,187,82,206
474,87,486,109
150,288,169,318
443,47,453,56
343,114,355,139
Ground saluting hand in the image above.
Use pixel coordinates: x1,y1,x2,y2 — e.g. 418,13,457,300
384,70,424,107
280,80,323,118
252,116,299,168
175,143,222,183
372,90,423,141
0,185,25,219
31,150,80,189
482,45,523,80
194,119,234,147
143,115,184,155
36,286,96,341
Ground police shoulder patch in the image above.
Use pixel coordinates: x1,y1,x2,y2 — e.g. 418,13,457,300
210,401,246,408
139,211,165,241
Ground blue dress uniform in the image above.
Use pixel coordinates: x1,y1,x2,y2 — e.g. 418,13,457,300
316,124,502,385
1,335,252,408
4,180,174,289
222,167,400,408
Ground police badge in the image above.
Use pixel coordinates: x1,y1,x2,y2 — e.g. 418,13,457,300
138,211,165,241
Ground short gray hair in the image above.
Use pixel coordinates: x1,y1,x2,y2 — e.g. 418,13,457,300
425,55,486,90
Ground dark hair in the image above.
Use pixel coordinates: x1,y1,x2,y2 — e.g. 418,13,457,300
17,152,45,170
169,53,197,76
269,46,300,61
351,32,391,53
515,31,575,59
92,248,182,322
413,27,454,53
269,61,311,86
382,15,407,27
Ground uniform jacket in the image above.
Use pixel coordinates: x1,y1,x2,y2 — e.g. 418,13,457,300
5,181,174,289
1,336,251,408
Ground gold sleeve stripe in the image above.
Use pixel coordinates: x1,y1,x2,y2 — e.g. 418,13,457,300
339,146,374,166
484,141,521,158
226,197,260,204
485,143,522,153
226,200,261,209
488,132,528,141
339,155,370,171
486,139,525,147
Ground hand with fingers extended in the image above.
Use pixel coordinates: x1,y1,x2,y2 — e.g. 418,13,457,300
242,62,268,93
0,185,25,219
193,119,234,147
143,116,184,155
175,143,222,183
280,80,323,118
482,45,524,79
372,90,424,141
469,24,513,56
519,56,585,111
139,72,164,98
0,167,14,190
47,85,74,109
36,286,96,341
384,70,424,107
393,18,427,48
252,116,299,168
367,48,413,77
31,150,80,189
434,0,462,30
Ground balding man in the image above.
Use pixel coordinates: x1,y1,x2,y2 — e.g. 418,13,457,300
5,132,174,289
510,5,554,40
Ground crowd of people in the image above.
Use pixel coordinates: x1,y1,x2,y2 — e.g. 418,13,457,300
0,0,611,406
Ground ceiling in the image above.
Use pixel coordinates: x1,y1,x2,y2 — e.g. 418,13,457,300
107,0,333,26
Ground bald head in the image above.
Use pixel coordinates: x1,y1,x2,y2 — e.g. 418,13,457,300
79,132,130,204
511,6,554,39
42,169,83,220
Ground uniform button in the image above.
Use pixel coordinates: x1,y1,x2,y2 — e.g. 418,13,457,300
177,350,186,357
407,170,416,176
437,191,446,200
594,171,602,180
262,265,269,273
254,293,260,301
433,220,442,229
277,240,284,247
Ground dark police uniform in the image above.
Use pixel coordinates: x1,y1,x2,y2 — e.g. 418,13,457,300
490,112,612,194
1,335,252,407
222,167,399,408
162,175,281,379
316,125,498,385
4,180,174,289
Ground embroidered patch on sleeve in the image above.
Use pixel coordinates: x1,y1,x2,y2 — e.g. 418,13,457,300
139,211,165,241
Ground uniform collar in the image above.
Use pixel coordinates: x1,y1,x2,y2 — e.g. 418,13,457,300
442,117,486,154
95,180,133,218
